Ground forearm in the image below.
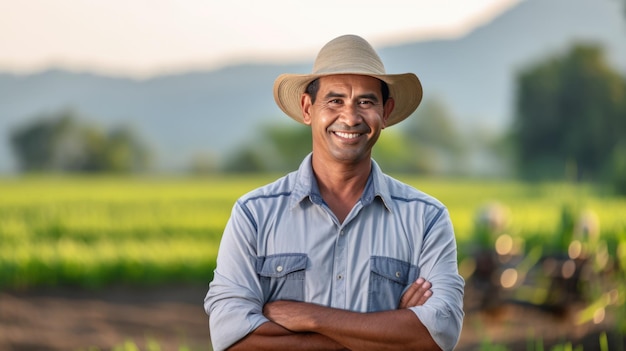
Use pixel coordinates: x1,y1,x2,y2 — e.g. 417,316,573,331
265,302,441,351
314,307,439,351
227,321,348,351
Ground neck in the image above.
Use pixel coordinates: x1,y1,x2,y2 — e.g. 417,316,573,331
310,153,371,223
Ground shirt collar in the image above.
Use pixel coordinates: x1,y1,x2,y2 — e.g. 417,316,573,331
290,153,392,212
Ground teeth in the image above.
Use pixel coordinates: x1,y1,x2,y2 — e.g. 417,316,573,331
335,132,360,139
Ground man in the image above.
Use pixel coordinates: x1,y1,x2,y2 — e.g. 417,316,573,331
204,34,464,351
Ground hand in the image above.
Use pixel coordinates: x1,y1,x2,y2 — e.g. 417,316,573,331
263,300,316,332
398,278,432,309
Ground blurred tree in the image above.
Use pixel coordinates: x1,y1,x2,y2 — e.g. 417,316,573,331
222,124,311,173
9,113,64,171
403,97,466,175
264,124,312,171
222,147,268,173
103,126,152,173
10,109,152,173
513,44,626,181
610,139,626,195
372,129,415,173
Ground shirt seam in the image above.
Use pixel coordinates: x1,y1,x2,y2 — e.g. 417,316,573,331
424,207,445,239
238,191,292,232
389,195,443,210
389,195,445,240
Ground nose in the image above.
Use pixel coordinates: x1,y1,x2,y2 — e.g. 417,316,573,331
340,102,362,126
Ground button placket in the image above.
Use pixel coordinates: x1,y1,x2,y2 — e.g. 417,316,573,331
332,226,348,309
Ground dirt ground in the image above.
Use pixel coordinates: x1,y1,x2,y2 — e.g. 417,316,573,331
0,284,624,351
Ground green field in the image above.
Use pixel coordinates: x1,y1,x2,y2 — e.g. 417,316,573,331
1,175,625,291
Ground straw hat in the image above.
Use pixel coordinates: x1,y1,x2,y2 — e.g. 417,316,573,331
273,34,423,127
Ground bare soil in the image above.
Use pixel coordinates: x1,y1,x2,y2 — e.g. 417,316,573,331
0,285,211,351
0,285,623,351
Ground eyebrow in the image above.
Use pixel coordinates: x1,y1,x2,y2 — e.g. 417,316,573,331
323,91,346,100
323,91,380,103
358,93,380,103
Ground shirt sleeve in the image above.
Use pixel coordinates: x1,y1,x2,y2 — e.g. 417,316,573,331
410,208,465,351
204,201,268,351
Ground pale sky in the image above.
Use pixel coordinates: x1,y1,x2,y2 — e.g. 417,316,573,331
0,0,521,78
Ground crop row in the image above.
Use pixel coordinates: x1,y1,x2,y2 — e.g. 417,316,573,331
1,176,625,291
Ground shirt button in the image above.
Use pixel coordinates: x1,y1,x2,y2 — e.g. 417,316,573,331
340,230,345,236
276,265,283,272
395,272,401,278
337,274,343,280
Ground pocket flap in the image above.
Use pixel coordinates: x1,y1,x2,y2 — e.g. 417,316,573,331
256,253,308,278
370,256,411,284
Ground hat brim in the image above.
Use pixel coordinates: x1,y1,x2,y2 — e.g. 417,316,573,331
273,72,423,127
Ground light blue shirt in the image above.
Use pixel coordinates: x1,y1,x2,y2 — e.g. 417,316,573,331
204,154,464,351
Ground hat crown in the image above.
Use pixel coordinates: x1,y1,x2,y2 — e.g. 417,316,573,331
312,35,386,75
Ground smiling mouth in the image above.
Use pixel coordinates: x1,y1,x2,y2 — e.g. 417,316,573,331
333,131,362,139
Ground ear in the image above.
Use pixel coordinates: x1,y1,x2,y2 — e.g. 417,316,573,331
301,94,313,125
382,97,395,129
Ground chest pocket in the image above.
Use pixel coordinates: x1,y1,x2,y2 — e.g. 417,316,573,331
256,253,307,303
368,256,417,312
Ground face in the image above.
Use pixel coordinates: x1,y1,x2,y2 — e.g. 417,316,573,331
301,74,394,165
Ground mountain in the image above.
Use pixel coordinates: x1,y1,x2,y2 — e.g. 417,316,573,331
379,0,626,130
1,0,624,173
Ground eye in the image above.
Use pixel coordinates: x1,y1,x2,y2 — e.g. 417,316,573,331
328,99,343,105
358,100,375,108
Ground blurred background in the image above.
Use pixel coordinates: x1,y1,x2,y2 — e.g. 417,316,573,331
1,0,625,350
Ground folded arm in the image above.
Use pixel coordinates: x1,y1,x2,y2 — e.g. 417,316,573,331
227,278,436,351
263,300,440,351
227,321,348,351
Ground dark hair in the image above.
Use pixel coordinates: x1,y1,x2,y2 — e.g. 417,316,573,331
305,77,390,104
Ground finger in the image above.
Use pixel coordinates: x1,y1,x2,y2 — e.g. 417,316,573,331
408,279,431,306
399,280,420,308
400,278,421,308
399,278,432,308
416,286,433,306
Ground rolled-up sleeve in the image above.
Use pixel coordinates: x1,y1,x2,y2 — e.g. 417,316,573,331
410,208,465,351
204,202,267,351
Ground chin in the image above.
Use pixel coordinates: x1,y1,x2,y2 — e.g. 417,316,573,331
330,151,370,164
